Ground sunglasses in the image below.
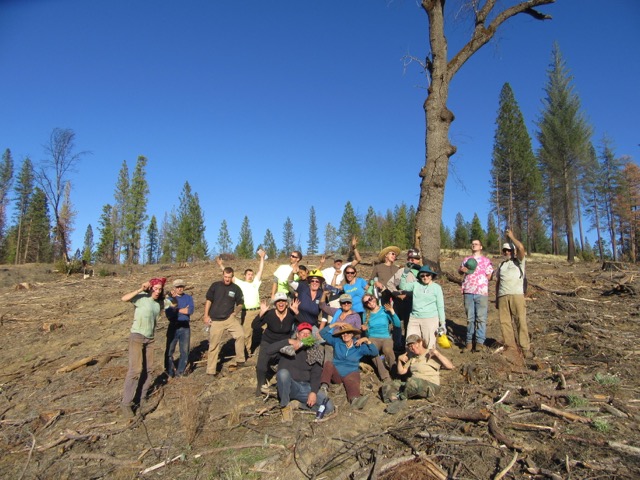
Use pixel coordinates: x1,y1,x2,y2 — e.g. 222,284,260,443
340,301,352,305
345,271,356,275
290,254,300,259
364,297,376,303
419,273,432,278
309,279,321,283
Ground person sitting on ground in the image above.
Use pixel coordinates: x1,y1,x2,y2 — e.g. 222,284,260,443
164,279,195,378
288,268,324,329
384,334,454,413
318,292,362,331
361,294,401,383
399,265,446,349
264,322,334,422
319,323,378,410
252,293,300,396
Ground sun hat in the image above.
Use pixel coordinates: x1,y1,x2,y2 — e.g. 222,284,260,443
378,246,401,262
332,324,361,336
297,322,313,332
406,334,422,345
418,265,438,277
172,279,186,288
464,258,478,274
339,293,353,304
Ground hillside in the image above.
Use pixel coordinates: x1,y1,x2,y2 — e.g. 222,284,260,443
1,253,639,479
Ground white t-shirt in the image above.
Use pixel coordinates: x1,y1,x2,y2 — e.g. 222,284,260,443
322,262,351,286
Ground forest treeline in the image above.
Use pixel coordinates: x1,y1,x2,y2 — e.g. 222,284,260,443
0,45,636,266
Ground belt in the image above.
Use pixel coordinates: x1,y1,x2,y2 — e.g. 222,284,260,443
244,307,260,311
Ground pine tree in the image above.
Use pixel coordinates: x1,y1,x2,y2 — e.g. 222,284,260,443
324,223,339,254
338,201,361,250
159,210,178,263
82,225,94,263
393,203,410,249
122,156,149,264
596,138,623,261
440,222,453,249
12,158,34,264
362,206,381,250
615,161,640,262
307,206,319,255
235,216,254,259
96,204,116,263
55,181,76,260
282,217,296,255
537,44,592,262
262,229,278,259
485,214,499,253
469,213,485,246
453,213,469,249
21,188,52,263
146,215,159,264
217,220,232,255
0,148,14,259
380,210,395,247
490,83,541,249
175,182,208,262
113,161,129,263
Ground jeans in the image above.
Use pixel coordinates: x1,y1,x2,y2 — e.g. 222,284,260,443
463,294,489,345
276,368,334,414
122,333,155,406
165,324,190,376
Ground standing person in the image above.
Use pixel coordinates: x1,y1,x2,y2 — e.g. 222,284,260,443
164,279,195,378
387,248,423,352
120,278,169,418
361,295,401,383
496,229,531,358
370,246,400,303
217,249,266,356
319,323,379,409
399,265,445,349
204,267,245,375
322,236,361,288
271,250,302,298
459,240,494,353
341,265,368,318
252,294,299,396
265,322,334,422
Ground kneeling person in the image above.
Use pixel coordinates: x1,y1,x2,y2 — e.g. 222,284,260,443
265,323,334,419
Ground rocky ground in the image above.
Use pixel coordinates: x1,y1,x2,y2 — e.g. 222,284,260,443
0,252,639,479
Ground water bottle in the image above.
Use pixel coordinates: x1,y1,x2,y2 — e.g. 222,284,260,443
315,397,329,420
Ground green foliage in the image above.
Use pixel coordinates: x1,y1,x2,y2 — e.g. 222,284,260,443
453,213,469,249
0,148,14,259
281,217,296,255
217,219,233,255
301,335,316,347
324,222,339,254
20,188,52,263
159,210,178,263
591,419,611,434
393,203,410,249
145,215,159,264
567,395,589,408
440,222,453,249
262,229,278,259
113,160,129,263
485,214,499,253
175,182,208,262
307,206,319,255
95,204,116,263
362,206,381,250
11,157,34,264
469,213,485,246
338,201,361,250
82,224,94,263
594,372,620,387
122,156,149,264
235,216,254,259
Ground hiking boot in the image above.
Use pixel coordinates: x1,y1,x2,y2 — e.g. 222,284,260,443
281,405,293,423
462,343,473,353
523,350,534,360
120,403,135,419
319,383,329,393
350,395,369,410
385,399,407,415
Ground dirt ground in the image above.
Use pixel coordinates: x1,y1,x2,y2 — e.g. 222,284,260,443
1,252,639,479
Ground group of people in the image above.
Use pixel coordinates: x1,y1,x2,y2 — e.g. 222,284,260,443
118,229,530,420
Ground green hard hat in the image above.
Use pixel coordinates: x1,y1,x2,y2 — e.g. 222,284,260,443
465,258,478,274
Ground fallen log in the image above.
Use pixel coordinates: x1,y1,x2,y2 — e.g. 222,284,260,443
417,432,484,444
528,282,588,296
435,408,491,422
56,356,98,374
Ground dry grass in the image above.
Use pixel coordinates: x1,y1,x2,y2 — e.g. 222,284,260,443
175,376,208,445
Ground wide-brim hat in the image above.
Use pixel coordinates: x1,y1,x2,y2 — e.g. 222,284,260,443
418,265,438,277
378,245,401,262
332,324,361,336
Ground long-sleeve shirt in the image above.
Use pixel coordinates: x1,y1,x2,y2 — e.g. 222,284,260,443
399,273,445,324
363,308,400,339
165,293,194,324
320,327,378,377
319,303,362,329
264,339,323,393
252,309,297,344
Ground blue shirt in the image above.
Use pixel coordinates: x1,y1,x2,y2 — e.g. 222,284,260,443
320,326,378,377
165,293,194,323
363,308,400,339
342,277,368,313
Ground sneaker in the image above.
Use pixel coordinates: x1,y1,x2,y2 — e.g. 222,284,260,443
351,395,369,410
281,405,293,423
319,383,329,393
279,345,296,356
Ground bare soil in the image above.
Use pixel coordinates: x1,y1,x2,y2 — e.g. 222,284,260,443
1,253,639,479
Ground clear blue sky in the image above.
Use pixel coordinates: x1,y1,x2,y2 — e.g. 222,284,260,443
1,1,638,255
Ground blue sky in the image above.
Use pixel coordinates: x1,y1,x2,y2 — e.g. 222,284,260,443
1,1,638,256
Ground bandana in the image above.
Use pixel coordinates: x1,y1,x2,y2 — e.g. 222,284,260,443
149,277,166,288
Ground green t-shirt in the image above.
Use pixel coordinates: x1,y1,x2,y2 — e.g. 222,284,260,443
129,294,167,338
